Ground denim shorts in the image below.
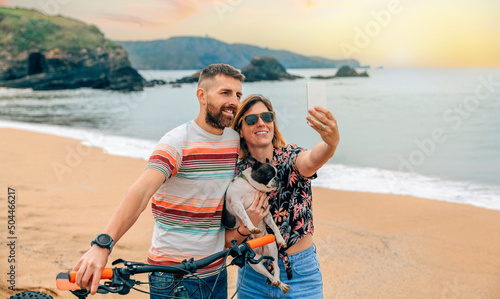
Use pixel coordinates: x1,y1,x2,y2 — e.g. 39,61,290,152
236,244,323,299
148,268,227,299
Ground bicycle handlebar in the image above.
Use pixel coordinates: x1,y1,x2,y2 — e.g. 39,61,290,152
68,268,114,284
247,234,274,249
56,234,276,295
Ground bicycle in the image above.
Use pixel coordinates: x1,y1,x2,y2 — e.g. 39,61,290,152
47,234,276,299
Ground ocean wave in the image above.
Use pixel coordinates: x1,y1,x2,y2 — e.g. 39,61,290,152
314,164,500,211
0,120,157,160
1,119,499,211
0,87,33,95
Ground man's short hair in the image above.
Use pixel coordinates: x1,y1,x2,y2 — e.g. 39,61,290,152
198,63,245,89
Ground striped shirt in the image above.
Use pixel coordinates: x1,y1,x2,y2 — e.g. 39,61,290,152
145,120,239,273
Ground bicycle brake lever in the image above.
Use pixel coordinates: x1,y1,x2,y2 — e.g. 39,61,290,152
97,283,116,294
68,284,118,298
112,259,147,273
70,288,90,299
248,255,275,265
97,277,136,295
112,258,127,266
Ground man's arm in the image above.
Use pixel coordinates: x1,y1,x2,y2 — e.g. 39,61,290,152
72,168,165,295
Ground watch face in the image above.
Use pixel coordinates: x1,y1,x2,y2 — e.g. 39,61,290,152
97,234,111,245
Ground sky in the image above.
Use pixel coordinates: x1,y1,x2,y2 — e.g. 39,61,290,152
2,0,500,67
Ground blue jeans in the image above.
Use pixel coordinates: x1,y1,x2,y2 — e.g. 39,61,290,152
149,268,227,299
236,244,323,299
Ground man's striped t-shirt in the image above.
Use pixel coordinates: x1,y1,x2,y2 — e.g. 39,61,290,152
145,120,239,273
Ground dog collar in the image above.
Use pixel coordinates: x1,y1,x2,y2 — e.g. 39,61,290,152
238,172,263,191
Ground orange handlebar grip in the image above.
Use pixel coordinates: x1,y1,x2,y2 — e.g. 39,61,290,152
69,268,113,283
247,234,275,249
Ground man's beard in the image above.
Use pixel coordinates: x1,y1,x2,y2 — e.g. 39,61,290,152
206,101,235,130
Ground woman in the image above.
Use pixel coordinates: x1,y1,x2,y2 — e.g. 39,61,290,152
231,94,339,298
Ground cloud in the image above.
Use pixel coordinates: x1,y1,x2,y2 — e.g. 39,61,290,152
127,0,201,24
86,13,163,27
162,0,200,20
86,0,200,28
0,0,12,6
74,0,206,40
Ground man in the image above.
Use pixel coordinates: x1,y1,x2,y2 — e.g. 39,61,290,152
73,64,254,298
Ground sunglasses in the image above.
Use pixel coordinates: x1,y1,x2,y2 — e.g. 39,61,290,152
239,111,275,126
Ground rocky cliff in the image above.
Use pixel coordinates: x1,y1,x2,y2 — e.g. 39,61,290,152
241,57,302,82
117,36,363,70
0,8,144,91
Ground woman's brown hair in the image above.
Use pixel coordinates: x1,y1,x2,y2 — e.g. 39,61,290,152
232,94,286,160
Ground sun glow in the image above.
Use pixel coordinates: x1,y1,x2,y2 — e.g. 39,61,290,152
2,0,499,67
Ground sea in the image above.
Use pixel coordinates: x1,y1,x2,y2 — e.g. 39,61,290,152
1,68,499,210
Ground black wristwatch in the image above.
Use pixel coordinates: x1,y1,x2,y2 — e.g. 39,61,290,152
91,233,114,253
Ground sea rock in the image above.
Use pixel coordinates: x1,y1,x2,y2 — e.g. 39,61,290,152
173,56,303,84
309,74,336,80
143,79,167,88
241,57,302,82
174,71,201,84
335,65,369,77
310,65,369,79
0,46,144,92
0,8,144,91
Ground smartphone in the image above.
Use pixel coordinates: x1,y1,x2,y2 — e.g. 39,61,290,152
306,82,327,123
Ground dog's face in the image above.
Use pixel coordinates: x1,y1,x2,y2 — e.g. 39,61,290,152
247,156,280,191
222,156,279,229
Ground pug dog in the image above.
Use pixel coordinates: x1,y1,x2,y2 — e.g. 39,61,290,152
223,156,290,294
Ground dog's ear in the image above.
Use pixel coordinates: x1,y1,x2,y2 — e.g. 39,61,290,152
247,156,258,166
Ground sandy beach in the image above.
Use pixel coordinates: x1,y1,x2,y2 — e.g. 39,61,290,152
1,128,499,298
